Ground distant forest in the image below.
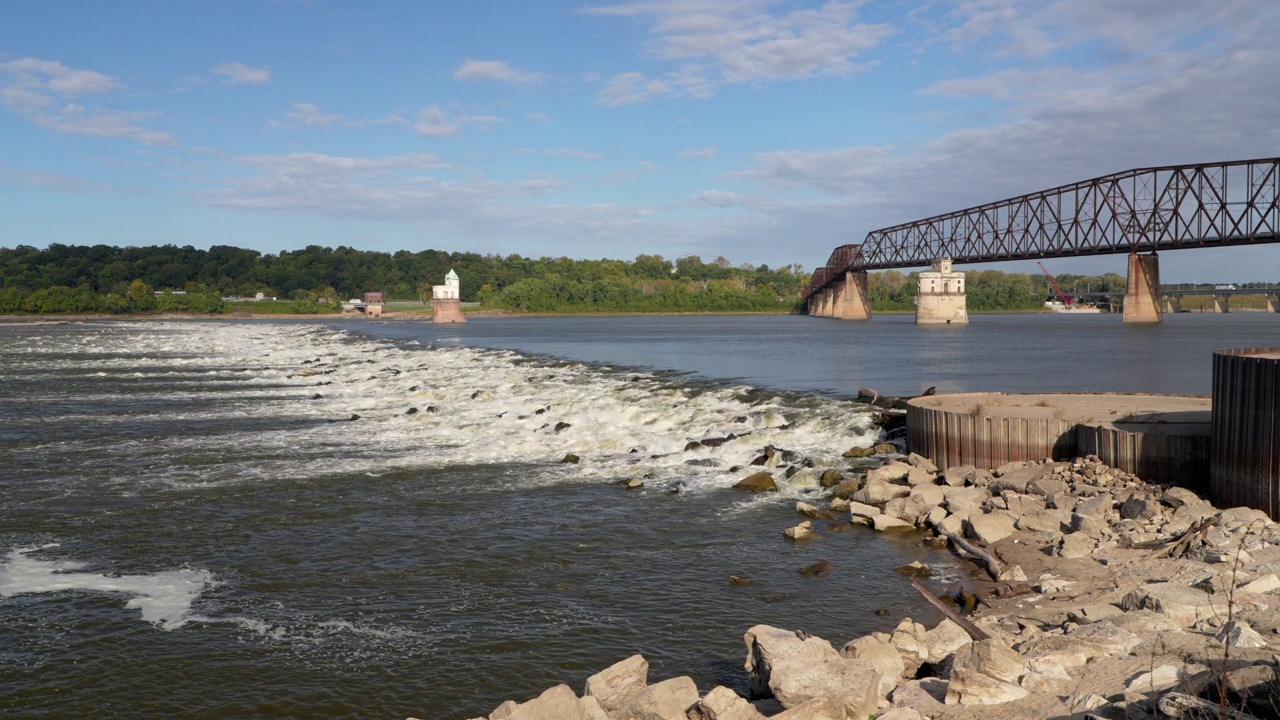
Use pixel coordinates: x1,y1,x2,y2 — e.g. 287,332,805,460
0,243,808,314
0,242,1250,315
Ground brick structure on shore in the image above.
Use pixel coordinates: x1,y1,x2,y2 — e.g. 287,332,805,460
431,269,466,324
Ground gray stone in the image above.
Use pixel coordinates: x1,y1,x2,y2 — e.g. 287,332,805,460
944,486,990,515
909,483,946,510
1066,691,1107,714
1074,494,1112,518
1161,486,1204,509
1119,583,1224,627
840,636,905,697
1240,573,1280,593
866,461,912,484
942,465,975,487
891,678,947,709
734,472,777,493
945,639,1029,706
906,452,938,473
1002,491,1046,517
687,686,766,720
1120,493,1161,520
614,676,699,720
784,521,813,541
1069,512,1110,539
847,501,881,520
1057,532,1096,558
875,709,923,720
853,479,911,505
905,466,936,486
506,685,597,720
965,513,1017,545
873,514,915,531
1045,492,1078,512
924,619,972,663
1016,509,1069,533
1217,620,1269,648
584,654,649,714
991,465,1045,494
768,695,845,720
489,700,519,719
1125,664,1183,693
743,625,883,717
1026,475,1068,497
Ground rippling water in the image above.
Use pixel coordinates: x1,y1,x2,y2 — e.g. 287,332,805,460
0,320,965,719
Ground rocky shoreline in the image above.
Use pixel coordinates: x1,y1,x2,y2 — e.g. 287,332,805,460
447,441,1280,720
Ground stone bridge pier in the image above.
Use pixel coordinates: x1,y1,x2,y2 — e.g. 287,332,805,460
808,271,871,320
1162,295,1181,314
1123,252,1162,324
1268,294,1279,313
1211,294,1231,313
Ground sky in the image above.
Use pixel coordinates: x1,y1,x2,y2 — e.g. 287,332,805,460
2,0,1279,282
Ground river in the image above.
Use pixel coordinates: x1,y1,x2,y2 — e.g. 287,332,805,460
1,312,1276,718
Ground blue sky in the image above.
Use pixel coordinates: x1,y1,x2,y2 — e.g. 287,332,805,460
2,0,1279,282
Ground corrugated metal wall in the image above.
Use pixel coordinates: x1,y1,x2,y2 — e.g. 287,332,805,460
1077,425,1210,491
906,397,1078,469
1211,349,1280,518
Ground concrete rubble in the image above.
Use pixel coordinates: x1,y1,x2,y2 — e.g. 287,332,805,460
451,449,1280,720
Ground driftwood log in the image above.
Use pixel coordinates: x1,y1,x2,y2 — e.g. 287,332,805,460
1156,692,1260,719
909,578,991,642
930,520,1004,581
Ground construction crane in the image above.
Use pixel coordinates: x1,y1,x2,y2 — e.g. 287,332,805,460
1037,262,1075,308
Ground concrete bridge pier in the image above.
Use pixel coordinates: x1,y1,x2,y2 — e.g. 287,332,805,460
1267,294,1278,313
821,287,835,316
1122,252,1162,324
1162,295,1181,314
1212,294,1231,313
833,271,871,320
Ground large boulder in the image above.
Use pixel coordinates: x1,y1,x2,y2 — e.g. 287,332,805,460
944,487,990,516
906,452,938,473
734,472,777,492
942,465,976,487
908,484,946,510
924,619,972,663
991,465,1045,494
1119,583,1224,627
769,695,845,720
614,676,699,720
687,686,766,720
506,685,608,720
873,514,915,531
584,654,648,714
1015,508,1070,533
945,640,1030,706
840,636,905,696
866,461,913,484
853,479,911,505
744,625,883,718
965,513,1017,545
847,501,881,520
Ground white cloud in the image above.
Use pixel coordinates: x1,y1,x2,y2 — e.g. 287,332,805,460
199,152,676,253
212,62,272,85
0,57,176,145
527,112,552,124
701,1,1280,270
0,160,105,193
691,190,744,206
584,0,892,103
677,145,718,159
281,102,344,129
543,147,606,160
412,106,463,136
454,59,546,84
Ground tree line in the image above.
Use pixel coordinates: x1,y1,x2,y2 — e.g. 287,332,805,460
0,244,809,314
1,242,1234,316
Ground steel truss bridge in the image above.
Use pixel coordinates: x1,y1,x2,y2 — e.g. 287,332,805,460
805,157,1280,299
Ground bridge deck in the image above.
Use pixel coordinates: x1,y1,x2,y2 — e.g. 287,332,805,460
807,157,1280,298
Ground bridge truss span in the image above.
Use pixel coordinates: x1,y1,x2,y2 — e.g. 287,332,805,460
806,157,1280,299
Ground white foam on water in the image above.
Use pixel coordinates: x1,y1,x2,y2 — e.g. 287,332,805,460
0,545,214,630
16,322,887,498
